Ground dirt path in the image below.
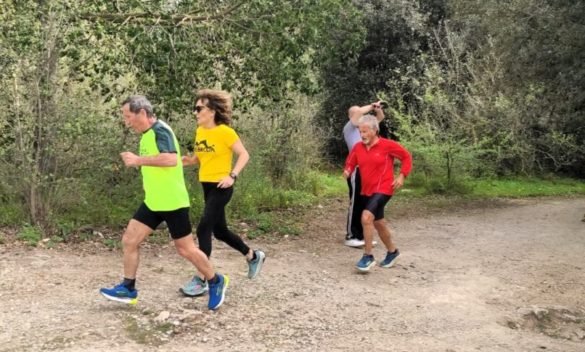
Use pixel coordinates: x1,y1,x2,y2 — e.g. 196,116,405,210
1,197,584,352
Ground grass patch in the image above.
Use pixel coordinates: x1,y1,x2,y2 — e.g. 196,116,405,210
223,168,348,236
310,172,585,221
388,176,585,200
470,177,585,198
2,171,583,243
148,231,171,245
124,316,170,346
241,211,303,239
103,238,121,250
312,172,347,197
17,225,42,246
0,202,25,226
45,236,64,249
386,176,585,219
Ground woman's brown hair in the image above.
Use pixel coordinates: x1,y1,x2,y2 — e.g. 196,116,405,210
196,89,232,125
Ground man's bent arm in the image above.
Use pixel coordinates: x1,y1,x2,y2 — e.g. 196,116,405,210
121,151,177,167
139,153,177,167
348,101,385,126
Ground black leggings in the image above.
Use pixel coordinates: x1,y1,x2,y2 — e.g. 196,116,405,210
196,182,250,258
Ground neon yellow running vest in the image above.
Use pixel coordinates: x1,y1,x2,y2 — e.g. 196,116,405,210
140,120,190,211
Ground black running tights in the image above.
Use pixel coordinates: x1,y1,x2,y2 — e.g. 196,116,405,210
196,182,250,258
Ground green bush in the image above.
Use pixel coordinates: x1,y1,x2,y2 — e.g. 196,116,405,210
46,236,64,249
0,202,25,226
391,105,493,195
17,225,42,246
235,93,324,188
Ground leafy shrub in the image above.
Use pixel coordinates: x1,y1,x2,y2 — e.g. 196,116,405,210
17,225,42,246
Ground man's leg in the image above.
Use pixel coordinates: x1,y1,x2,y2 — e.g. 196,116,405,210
374,219,397,253
355,194,391,272
376,219,400,268
368,193,400,269
175,238,228,310
100,218,152,304
122,219,153,279
168,207,228,310
361,210,376,255
174,236,215,280
355,209,377,271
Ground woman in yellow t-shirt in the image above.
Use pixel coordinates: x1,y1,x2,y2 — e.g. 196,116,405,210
180,89,266,297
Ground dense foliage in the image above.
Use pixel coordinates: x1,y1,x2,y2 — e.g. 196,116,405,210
321,0,585,182
1,0,583,234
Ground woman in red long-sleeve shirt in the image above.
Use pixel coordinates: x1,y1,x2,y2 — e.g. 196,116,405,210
343,114,412,272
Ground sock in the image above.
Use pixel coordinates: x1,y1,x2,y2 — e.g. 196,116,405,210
209,274,219,285
251,251,257,261
122,278,136,291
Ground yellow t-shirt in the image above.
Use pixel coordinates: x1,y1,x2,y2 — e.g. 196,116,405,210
194,124,239,182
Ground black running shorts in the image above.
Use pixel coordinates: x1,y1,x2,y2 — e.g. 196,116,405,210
363,193,392,220
132,203,192,239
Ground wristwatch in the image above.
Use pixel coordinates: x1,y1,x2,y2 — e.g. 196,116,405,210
229,172,238,181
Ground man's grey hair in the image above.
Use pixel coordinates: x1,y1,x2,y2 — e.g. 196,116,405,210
121,95,154,117
358,114,379,132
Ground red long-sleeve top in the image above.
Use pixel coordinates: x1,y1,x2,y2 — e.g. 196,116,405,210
344,138,412,196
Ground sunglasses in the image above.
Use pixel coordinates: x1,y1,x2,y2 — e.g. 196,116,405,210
194,105,207,113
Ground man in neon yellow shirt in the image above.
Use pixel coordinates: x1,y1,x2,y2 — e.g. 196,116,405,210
99,95,227,310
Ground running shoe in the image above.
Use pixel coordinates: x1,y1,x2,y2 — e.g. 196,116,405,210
356,254,376,272
100,283,138,305
344,238,365,248
247,250,266,279
208,274,229,310
344,239,377,248
379,249,400,268
179,276,209,297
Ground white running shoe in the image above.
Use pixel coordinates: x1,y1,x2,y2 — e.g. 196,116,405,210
345,238,365,247
344,239,377,248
